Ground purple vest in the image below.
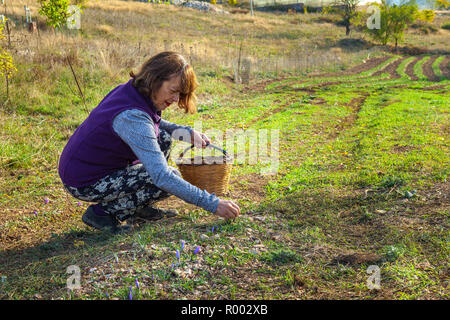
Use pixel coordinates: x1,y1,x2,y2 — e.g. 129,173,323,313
59,79,161,187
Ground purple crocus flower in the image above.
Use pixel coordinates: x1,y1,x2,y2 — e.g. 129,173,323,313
194,246,200,255
77,201,81,207
176,249,180,260
33,210,38,217
211,226,215,233
106,291,110,299
135,278,139,290
128,286,132,300
180,240,185,252
44,198,49,205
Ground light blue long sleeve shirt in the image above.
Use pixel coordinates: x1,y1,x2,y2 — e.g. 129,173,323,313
112,108,220,213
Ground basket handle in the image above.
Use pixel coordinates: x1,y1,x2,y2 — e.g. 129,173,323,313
178,142,228,159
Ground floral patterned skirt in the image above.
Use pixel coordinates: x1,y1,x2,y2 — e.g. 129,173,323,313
63,129,179,221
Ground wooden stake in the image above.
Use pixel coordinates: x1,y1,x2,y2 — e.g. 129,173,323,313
66,56,89,115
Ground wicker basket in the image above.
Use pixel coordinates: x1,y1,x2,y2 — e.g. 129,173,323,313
175,144,233,196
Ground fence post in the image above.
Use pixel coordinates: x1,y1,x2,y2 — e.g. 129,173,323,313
241,57,251,85
233,60,241,84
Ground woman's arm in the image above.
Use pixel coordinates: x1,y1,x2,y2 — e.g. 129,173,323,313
112,109,219,213
160,119,210,148
159,119,193,138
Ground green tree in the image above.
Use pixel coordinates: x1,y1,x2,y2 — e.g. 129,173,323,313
362,1,391,45
38,0,87,30
435,0,450,9
389,1,419,48
0,19,16,101
364,0,419,49
38,0,71,29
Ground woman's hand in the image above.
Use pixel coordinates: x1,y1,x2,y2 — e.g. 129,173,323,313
215,199,240,220
191,130,211,148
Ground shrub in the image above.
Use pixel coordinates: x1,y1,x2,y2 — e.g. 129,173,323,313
418,9,435,23
442,22,450,30
411,21,438,34
435,0,450,9
260,248,303,265
381,244,406,262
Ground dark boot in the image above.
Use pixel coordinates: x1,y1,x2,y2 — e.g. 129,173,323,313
82,205,130,234
127,207,178,224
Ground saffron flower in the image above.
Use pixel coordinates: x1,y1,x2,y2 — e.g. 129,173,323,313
33,210,37,216
128,286,133,300
194,246,200,255
211,226,215,233
106,291,110,299
77,201,81,207
180,240,185,252
176,249,180,260
44,198,49,205
135,278,139,290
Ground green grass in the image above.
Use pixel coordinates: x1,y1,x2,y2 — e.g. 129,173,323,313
432,56,446,81
0,2,449,300
414,56,430,81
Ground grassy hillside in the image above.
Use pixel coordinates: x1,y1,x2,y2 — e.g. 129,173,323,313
0,0,448,300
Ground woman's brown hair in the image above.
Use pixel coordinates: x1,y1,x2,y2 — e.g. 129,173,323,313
130,51,198,114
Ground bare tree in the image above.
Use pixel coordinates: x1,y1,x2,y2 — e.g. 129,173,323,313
336,0,360,36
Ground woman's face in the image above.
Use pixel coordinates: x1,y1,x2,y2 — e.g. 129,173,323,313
152,74,181,112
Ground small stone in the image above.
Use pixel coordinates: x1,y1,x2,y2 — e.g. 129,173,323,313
33,293,43,299
174,268,193,279
405,191,415,199
271,233,282,241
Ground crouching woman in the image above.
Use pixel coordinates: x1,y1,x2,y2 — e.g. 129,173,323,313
59,51,240,233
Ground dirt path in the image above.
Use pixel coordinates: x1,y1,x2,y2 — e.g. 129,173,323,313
328,93,370,139
373,56,407,79
439,56,450,80
405,56,421,81
308,56,391,78
422,56,440,82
